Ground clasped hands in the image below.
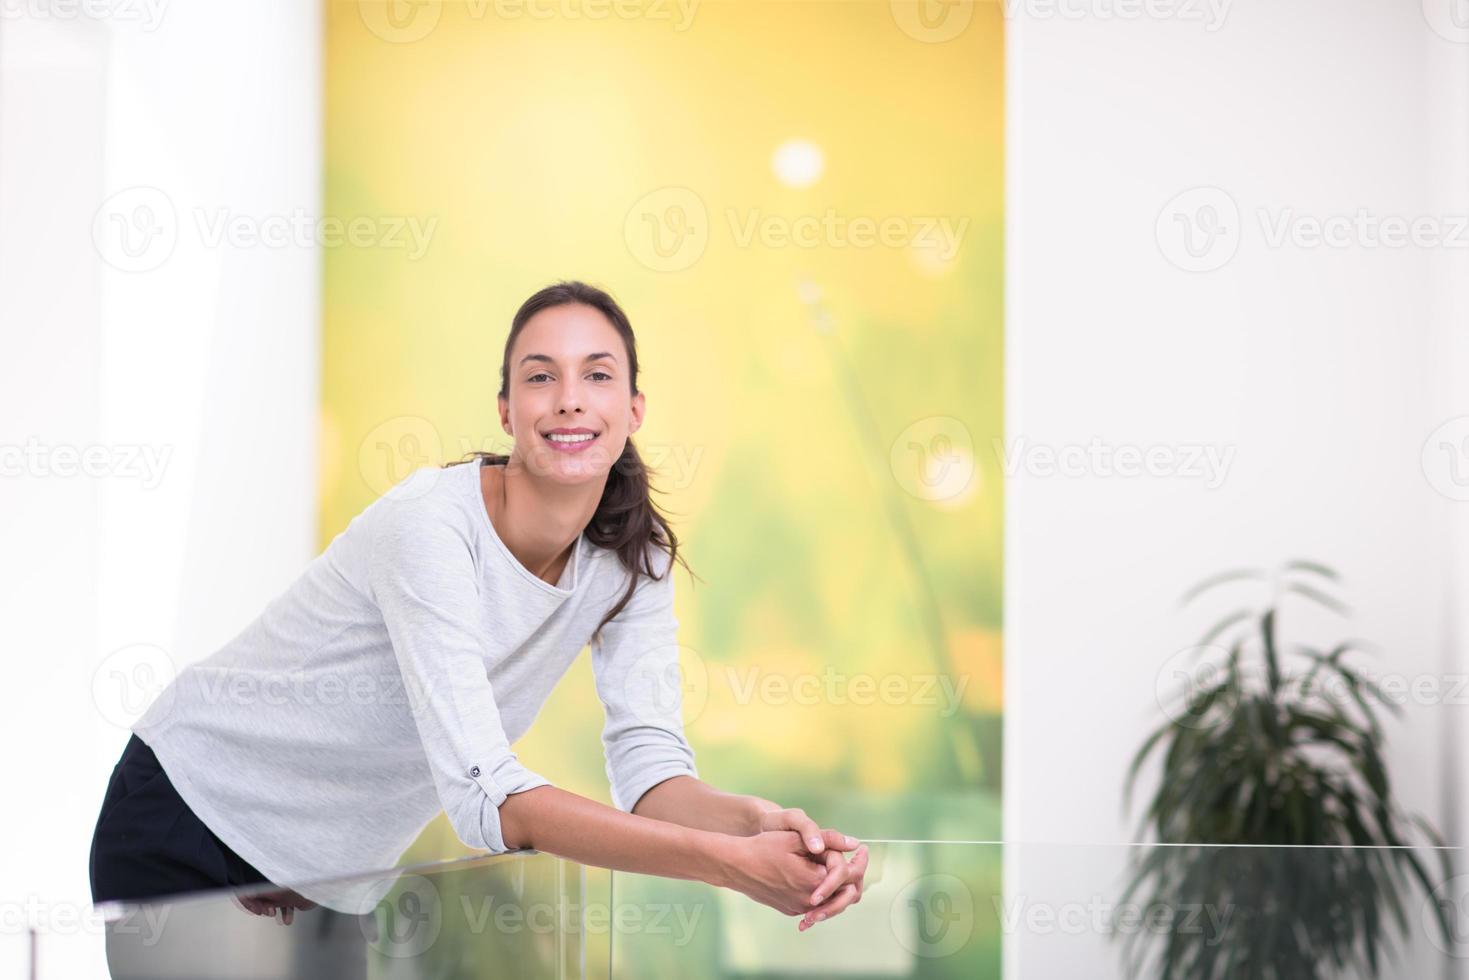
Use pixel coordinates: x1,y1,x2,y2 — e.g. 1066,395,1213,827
750,803,870,931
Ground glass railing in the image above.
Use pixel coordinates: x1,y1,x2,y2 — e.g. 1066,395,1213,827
95,849,605,980
606,840,1469,979
81,841,1469,978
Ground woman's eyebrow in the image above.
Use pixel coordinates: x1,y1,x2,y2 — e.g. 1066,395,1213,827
518,352,618,367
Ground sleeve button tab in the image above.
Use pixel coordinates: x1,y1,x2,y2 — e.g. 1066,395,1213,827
469,765,481,777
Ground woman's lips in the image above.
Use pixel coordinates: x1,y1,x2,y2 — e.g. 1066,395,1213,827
542,432,600,454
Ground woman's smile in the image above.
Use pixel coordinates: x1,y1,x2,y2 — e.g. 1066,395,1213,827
542,426,601,453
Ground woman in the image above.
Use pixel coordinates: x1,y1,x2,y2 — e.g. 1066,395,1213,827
89,280,869,935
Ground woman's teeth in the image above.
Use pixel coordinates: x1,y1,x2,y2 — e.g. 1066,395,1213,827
546,433,596,443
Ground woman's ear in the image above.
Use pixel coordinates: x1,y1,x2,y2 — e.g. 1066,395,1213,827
629,390,646,435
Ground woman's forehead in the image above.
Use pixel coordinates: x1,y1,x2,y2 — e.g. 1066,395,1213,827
515,304,623,359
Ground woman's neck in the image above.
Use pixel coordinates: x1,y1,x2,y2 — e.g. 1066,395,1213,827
479,458,603,586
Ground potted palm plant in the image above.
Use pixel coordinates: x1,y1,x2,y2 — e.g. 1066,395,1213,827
1118,559,1454,978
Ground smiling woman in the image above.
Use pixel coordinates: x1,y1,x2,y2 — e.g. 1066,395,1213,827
89,280,868,934
455,281,691,642
441,280,873,929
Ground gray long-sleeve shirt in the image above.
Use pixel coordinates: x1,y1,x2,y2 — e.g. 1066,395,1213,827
131,458,699,913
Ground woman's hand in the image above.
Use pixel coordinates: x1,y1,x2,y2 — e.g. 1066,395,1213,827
748,802,869,928
717,830,833,917
232,887,317,925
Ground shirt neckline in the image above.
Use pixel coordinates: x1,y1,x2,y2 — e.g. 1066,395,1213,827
467,458,583,598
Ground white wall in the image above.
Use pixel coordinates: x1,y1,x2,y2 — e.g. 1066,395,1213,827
0,5,320,978
1005,0,1469,976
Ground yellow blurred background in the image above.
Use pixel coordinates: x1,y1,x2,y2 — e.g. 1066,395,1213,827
321,0,1003,875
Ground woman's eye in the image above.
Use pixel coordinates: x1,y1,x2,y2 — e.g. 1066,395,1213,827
589,371,612,381
528,373,550,383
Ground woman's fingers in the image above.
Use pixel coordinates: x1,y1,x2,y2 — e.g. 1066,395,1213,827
249,901,292,924
234,888,313,924
808,850,849,906
755,805,861,859
819,828,861,853
808,843,867,905
800,845,869,930
760,807,828,854
239,897,266,915
798,884,859,931
804,870,866,927
259,887,314,909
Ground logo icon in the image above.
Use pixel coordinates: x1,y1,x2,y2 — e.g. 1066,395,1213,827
890,0,974,43
358,0,443,43
1422,416,1469,501
890,872,974,958
1424,873,1469,956
1156,186,1241,272
1423,0,1469,43
92,187,178,273
359,415,443,500
890,416,977,504
364,873,442,958
1154,643,1269,731
620,642,710,729
624,187,708,272
92,642,178,729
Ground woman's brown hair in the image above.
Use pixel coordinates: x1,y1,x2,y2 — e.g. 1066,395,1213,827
443,280,696,645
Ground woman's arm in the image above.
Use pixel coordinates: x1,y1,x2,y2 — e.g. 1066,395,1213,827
627,774,772,837
496,783,856,919
498,783,737,883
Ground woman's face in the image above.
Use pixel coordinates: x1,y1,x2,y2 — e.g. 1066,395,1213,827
499,302,644,485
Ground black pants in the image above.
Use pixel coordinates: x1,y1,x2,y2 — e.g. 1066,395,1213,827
92,736,376,980
89,733,274,906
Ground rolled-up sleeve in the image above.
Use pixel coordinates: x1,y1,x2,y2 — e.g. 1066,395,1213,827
591,546,700,813
368,501,551,854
